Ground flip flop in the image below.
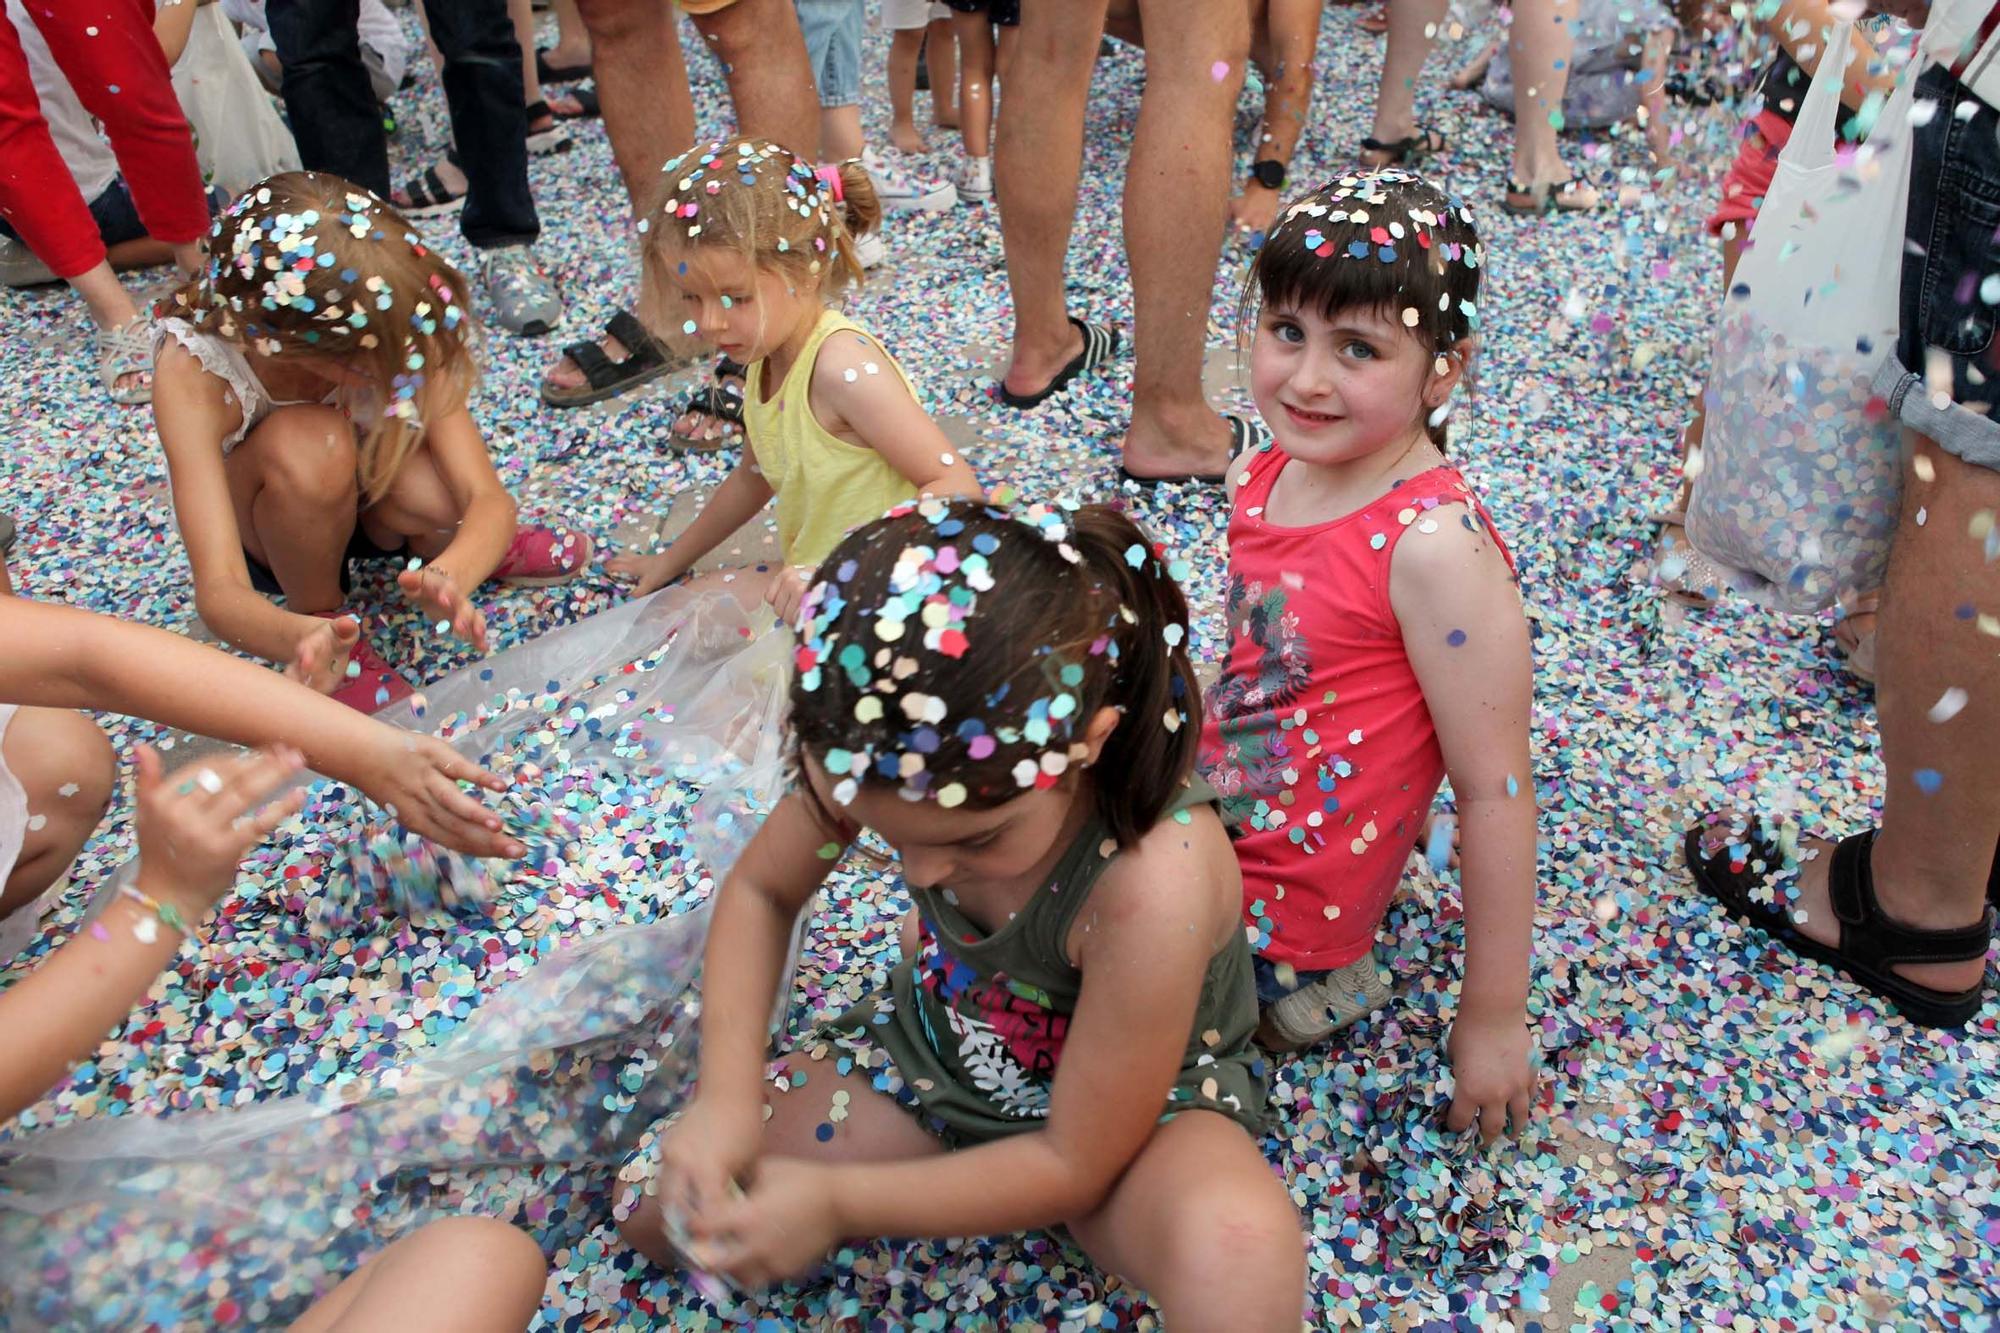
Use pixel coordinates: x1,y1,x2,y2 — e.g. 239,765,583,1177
535,47,591,83
1685,817,1994,1029
551,84,599,119
669,358,748,453
525,100,574,156
1502,177,1603,215
996,316,1120,409
1360,126,1446,166
542,309,681,408
1117,413,1267,486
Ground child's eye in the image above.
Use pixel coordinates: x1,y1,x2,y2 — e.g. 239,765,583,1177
1270,320,1305,345
1344,340,1376,360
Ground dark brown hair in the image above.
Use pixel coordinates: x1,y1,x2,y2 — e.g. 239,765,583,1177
787,499,1203,850
161,171,478,503
1238,169,1481,448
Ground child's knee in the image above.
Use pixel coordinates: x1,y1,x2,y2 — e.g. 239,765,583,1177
1155,1188,1304,1327
256,407,359,502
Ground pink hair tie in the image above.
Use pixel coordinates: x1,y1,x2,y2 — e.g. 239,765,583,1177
814,163,845,203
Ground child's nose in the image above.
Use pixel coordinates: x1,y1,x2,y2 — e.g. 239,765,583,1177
899,847,954,890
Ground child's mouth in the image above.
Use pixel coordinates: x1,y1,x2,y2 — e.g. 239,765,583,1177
1283,403,1342,428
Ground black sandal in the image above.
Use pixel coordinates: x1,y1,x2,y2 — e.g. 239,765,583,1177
524,100,573,156
535,47,592,84
541,309,676,408
1685,818,1994,1029
996,316,1120,409
1360,126,1446,165
552,84,599,120
1116,414,1267,487
394,150,465,217
669,357,748,453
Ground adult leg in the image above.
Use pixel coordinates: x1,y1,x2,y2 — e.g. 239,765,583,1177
224,405,362,615
269,0,391,196
545,0,593,70
1,708,116,909
1506,0,1592,200
1364,0,1445,164
994,0,1108,399
689,0,818,159
1067,1111,1305,1330
542,0,696,396
1119,0,1247,477
1779,434,2000,998
425,0,537,248
288,1217,547,1333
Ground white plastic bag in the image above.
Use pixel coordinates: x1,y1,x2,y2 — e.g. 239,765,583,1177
170,2,301,198
1684,20,1915,613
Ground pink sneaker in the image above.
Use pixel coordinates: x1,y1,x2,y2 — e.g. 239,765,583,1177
493,523,593,586
315,612,416,714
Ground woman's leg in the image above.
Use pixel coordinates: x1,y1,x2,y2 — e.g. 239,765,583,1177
954,11,997,159
2,708,116,910
928,17,959,126
288,1217,547,1333
1365,0,1445,161
546,0,592,69
223,405,362,614
1507,0,1589,195
1066,1111,1304,1331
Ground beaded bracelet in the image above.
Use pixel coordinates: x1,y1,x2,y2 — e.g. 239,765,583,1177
120,884,193,943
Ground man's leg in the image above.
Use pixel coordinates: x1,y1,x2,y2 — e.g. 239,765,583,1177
1119,0,1247,477
424,0,537,248
268,0,389,196
689,0,818,159
993,0,1109,401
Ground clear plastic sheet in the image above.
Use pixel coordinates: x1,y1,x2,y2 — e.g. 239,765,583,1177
0,585,801,1329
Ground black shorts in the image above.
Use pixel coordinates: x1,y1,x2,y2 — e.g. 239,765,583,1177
942,0,1019,25
242,526,408,598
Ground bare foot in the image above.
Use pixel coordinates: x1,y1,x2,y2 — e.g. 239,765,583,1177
1120,406,1233,481
999,322,1085,402
889,121,929,154
543,331,633,396
1787,837,1988,996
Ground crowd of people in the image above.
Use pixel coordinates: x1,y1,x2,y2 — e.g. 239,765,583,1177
0,0,1994,1325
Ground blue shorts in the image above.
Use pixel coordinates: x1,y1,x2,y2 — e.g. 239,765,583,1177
1252,955,1330,1007
795,0,863,109
1876,62,2000,472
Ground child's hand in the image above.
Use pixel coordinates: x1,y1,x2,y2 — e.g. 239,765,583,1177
397,564,489,652
289,615,360,695
605,550,686,598
352,732,526,860
694,1158,840,1289
1444,1010,1536,1143
653,1094,762,1225
134,742,306,916
764,567,812,626
1230,184,1280,242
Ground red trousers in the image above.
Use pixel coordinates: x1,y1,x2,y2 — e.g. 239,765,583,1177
0,0,205,279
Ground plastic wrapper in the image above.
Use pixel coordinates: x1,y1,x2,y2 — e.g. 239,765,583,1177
0,585,804,1328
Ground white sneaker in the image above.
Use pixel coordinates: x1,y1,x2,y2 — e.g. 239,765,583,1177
852,229,888,270
859,146,957,213
957,154,994,206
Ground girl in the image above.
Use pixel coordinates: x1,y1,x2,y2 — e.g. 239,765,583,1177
1203,170,1538,1140
607,137,979,621
0,589,525,963
154,172,592,715
612,499,1305,1325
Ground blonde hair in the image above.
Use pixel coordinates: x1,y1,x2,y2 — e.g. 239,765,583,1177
639,137,881,319
162,171,479,504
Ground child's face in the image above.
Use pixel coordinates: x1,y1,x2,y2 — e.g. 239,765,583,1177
1249,299,1443,465
671,247,818,363
803,757,1081,893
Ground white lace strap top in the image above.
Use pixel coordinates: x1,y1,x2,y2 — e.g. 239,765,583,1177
154,317,329,454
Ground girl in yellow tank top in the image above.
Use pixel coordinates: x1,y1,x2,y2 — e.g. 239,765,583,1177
608,137,981,621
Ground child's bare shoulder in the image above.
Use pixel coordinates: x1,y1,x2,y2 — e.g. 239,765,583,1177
1085,801,1239,950
808,329,898,397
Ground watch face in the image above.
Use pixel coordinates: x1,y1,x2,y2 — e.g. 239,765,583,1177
1253,161,1285,190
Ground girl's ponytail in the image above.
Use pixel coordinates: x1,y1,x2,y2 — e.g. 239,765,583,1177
834,159,882,238
1066,506,1206,849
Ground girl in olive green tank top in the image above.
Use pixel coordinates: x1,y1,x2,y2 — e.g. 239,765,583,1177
606,137,980,621
614,500,1306,1326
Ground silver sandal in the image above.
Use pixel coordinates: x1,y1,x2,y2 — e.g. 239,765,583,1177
96,315,153,406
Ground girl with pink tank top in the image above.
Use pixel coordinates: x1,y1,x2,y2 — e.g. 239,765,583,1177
1199,169,1539,1142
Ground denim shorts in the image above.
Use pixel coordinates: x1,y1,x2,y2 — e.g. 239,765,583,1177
796,0,863,108
0,179,225,251
1252,955,1329,1007
1875,62,2000,473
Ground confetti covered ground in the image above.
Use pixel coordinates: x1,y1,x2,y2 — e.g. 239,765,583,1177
3,3,1998,1329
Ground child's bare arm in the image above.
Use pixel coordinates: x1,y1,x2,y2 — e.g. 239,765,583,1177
608,458,776,596
1391,504,1537,1139
1763,0,1899,110
0,745,303,1124
808,333,982,499
406,405,519,592
0,598,522,857
154,342,320,667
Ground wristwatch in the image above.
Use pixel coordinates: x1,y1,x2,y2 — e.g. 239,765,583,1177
1249,159,1286,190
